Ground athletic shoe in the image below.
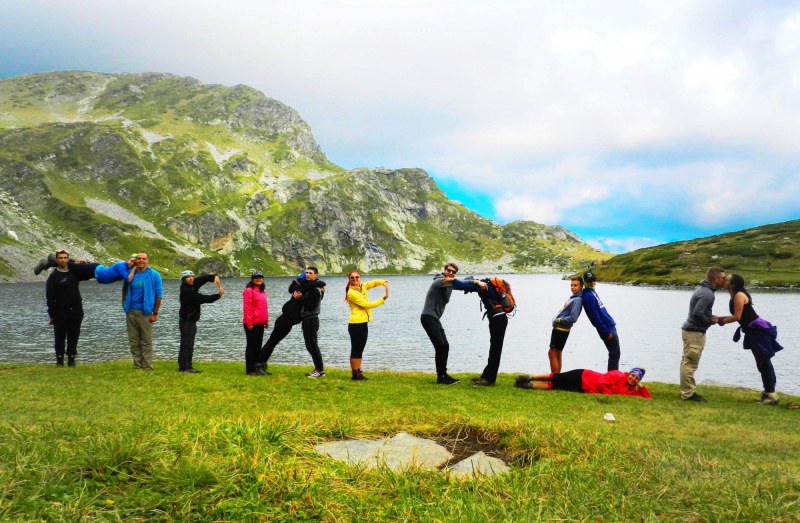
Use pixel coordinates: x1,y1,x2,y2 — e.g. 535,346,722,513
306,369,326,378
56,356,64,367
684,393,708,402
757,393,779,405
437,374,459,385
514,380,533,389
352,372,368,381
515,375,532,386
33,258,48,275
472,378,494,386
67,356,76,368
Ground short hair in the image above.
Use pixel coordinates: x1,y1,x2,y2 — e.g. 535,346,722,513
444,262,459,272
306,266,319,274
55,249,69,257
706,267,725,280
570,277,584,286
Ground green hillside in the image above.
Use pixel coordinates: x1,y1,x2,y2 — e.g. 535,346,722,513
0,71,608,280
585,220,800,287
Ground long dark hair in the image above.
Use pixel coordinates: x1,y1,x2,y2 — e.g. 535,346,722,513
246,272,265,292
728,274,752,304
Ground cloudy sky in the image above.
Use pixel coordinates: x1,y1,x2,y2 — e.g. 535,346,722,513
2,1,799,252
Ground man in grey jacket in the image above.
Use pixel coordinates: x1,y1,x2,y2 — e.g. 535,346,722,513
680,267,726,402
420,262,461,385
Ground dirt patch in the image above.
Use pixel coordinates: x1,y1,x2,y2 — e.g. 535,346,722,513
430,425,509,468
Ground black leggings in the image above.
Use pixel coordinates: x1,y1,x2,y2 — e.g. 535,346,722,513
348,323,368,359
551,369,585,393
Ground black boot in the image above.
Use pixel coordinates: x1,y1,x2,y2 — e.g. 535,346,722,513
56,356,64,367
67,355,76,367
34,258,48,275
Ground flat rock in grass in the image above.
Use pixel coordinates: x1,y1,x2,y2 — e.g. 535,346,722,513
315,431,452,471
446,451,511,479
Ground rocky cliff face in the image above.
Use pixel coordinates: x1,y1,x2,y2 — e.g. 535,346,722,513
0,71,606,281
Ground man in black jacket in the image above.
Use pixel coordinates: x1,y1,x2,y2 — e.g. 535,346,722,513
46,249,83,367
178,270,224,373
259,267,327,377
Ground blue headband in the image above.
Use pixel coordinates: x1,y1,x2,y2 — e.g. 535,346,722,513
630,368,645,380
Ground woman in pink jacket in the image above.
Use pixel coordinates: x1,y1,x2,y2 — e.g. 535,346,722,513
242,271,269,375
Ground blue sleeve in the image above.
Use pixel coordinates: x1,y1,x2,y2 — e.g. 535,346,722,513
451,279,480,293
582,290,600,327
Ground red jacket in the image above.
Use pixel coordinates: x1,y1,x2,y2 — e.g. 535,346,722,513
242,286,268,327
581,370,652,398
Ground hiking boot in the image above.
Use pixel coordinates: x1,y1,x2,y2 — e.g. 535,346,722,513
352,372,368,381
34,258,49,275
437,374,459,385
254,363,270,376
757,392,779,405
306,369,326,378
472,378,494,386
684,393,708,402
515,375,532,386
56,356,64,367
514,380,533,389
67,356,76,367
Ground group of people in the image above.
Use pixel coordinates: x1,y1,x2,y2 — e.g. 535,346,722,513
40,253,782,403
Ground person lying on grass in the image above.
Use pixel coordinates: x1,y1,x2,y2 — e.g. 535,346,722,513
514,367,652,398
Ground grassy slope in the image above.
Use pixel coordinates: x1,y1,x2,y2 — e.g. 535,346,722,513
590,220,800,287
1,361,798,521
1,72,611,275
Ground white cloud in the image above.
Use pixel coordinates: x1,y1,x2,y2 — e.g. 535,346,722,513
2,0,800,250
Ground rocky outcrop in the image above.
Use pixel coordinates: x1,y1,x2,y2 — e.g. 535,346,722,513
0,71,607,281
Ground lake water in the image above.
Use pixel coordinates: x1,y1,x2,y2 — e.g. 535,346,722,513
2,274,797,395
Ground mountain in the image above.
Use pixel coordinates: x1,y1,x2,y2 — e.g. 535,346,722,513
585,220,800,287
0,71,607,281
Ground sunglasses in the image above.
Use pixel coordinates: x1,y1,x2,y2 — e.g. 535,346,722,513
349,275,361,280
444,268,457,274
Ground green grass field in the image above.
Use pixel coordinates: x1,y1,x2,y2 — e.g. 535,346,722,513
1,361,798,521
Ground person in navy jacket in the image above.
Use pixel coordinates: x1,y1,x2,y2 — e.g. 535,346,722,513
581,271,620,371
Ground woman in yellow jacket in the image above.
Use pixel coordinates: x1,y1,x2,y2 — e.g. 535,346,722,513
345,269,389,380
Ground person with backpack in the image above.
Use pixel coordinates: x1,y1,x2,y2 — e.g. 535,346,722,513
450,276,516,386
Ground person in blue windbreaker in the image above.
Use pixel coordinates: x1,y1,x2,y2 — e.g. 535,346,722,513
581,271,620,371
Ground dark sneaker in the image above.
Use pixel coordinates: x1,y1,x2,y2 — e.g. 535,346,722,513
472,378,494,386
437,374,459,385
685,393,708,402
352,372,368,381
56,356,65,367
67,356,76,367
306,369,325,378
515,375,532,386
514,380,533,389
34,258,49,275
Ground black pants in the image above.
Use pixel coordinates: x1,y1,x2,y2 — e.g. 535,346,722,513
348,323,369,359
260,314,324,371
260,314,296,364
601,329,621,371
552,369,586,393
244,323,265,373
302,317,324,371
421,314,449,377
480,313,508,383
53,308,83,357
178,319,197,370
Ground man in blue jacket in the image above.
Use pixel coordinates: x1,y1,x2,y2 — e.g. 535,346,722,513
582,271,620,371
122,252,163,370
